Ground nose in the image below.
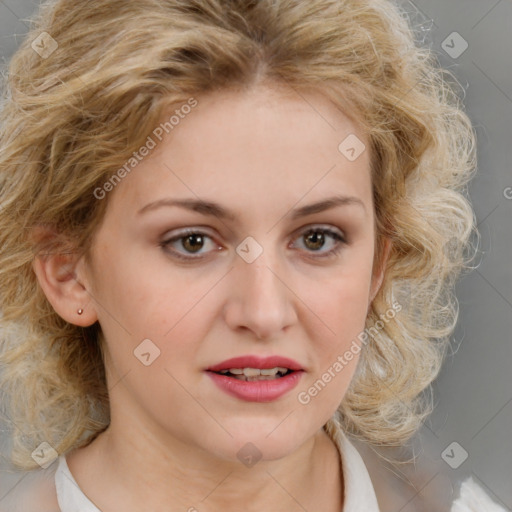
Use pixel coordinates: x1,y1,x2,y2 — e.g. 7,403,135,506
222,250,298,341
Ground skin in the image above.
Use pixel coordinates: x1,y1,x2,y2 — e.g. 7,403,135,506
33,84,391,511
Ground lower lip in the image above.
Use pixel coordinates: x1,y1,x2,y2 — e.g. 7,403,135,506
206,371,304,402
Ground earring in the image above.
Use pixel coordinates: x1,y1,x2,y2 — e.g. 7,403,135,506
77,308,84,315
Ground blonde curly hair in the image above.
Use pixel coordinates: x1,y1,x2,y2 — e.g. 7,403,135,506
0,0,477,470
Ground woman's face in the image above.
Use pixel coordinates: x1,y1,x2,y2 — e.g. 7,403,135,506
81,85,383,462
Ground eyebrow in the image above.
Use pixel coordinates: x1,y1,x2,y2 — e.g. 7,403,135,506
137,194,367,220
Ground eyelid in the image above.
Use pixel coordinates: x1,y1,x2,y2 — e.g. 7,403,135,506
290,223,346,242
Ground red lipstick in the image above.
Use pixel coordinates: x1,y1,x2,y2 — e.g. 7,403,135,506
205,355,304,403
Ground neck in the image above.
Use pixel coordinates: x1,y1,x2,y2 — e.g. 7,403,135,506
66,412,343,511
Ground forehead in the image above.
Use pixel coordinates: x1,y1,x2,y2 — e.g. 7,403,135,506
108,85,373,222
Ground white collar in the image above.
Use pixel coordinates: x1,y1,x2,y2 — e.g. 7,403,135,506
324,415,381,511
55,454,101,512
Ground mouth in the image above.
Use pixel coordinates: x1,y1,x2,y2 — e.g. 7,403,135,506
205,355,304,402
209,366,295,381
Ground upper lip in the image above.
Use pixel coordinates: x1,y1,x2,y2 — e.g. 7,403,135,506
206,355,304,372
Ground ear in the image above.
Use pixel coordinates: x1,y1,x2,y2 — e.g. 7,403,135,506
31,227,98,327
369,237,392,307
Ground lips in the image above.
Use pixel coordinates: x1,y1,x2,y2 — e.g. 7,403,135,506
206,355,304,373
205,355,305,402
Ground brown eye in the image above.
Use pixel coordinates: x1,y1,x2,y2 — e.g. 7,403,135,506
292,226,346,259
303,231,326,251
160,229,220,261
181,234,205,253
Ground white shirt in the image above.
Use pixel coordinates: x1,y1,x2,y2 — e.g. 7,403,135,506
55,455,101,512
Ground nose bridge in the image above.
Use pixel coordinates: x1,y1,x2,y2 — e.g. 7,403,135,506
224,240,296,339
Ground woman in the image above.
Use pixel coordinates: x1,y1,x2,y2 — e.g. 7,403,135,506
0,0,505,510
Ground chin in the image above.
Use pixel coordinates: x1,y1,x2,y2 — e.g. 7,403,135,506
204,417,314,463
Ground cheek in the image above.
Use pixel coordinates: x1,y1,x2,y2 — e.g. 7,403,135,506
295,272,371,416
307,283,368,402
306,258,373,351
92,260,214,429
294,254,373,414
90,235,207,332
91,248,222,380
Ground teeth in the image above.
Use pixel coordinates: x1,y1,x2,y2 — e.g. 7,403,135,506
217,367,290,379
240,367,288,376
245,375,278,381
260,368,279,376
243,368,261,377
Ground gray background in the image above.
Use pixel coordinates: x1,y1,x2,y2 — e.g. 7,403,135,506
0,1,510,511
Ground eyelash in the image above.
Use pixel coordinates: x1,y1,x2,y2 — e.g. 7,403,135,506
160,225,347,262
